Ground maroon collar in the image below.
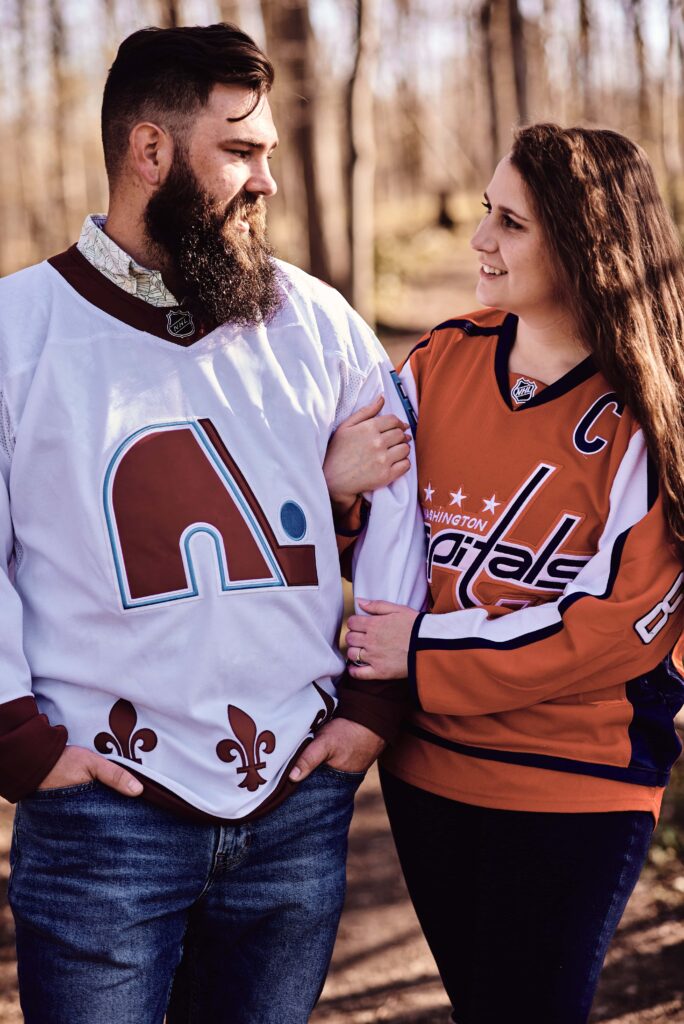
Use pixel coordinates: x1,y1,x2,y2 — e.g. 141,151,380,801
48,245,215,346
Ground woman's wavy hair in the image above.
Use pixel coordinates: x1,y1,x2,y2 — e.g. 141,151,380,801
511,123,684,554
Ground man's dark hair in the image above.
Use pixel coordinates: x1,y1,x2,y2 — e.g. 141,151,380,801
101,23,274,181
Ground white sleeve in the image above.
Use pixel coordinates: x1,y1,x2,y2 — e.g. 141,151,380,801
0,415,68,801
346,338,427,614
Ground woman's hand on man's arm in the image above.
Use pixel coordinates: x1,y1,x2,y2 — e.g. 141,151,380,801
323,395,411,515
345,599,419,679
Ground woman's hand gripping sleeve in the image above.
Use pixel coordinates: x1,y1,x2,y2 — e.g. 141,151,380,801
336,354,427,740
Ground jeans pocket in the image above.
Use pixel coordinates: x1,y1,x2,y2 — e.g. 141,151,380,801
23,780,99,801
8,815,19,902
320,764,367,782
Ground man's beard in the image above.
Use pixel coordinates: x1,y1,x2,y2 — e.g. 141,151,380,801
144,150,282,329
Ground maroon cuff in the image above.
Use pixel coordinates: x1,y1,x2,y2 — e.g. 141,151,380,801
335,669,410,743
333,496,370,537
0,696,68,802
335,498,370,580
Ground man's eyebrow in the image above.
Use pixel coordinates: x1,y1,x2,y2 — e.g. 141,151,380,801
484,191,529,222
222,135,279,152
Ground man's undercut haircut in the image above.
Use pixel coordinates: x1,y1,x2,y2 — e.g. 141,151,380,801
102,23,274,182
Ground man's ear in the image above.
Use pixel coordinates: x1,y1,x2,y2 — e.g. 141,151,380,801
128,122,174,189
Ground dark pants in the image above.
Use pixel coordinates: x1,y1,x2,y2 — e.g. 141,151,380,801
380,767,654,1024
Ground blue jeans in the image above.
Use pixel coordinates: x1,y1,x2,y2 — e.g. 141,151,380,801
380,768,654,1024
9,765,364,1024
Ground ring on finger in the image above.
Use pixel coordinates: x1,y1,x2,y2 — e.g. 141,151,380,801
353,646,366,667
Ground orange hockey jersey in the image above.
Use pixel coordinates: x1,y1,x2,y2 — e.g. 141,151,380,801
382,308,684,817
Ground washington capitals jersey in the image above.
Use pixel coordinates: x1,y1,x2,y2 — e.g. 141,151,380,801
0,248,425,819
382,308,684,817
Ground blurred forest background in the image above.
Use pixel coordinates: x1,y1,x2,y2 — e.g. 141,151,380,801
0,0,683,1020
1,0,684,324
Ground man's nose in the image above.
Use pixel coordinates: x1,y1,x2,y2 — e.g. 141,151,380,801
248,158,277,198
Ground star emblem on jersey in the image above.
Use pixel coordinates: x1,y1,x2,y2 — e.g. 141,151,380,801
511,377,537,404
166,308,196,339
450,489,467,507
482,494,501,514
424,483,435,502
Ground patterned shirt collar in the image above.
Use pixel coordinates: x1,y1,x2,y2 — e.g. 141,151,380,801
76,214,179,308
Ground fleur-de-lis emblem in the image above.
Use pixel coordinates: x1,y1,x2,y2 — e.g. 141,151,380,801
309,682,336,733
216,705,276,792
94,699,158,763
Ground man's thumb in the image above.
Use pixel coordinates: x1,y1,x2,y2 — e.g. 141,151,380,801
289,737,329,782
90,755,144,796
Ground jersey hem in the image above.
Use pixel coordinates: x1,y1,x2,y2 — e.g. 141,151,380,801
382,762,662,820
405,722,672,787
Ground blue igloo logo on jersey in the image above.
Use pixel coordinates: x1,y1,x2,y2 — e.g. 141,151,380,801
511,377,537,404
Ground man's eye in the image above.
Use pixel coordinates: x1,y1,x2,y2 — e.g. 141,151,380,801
229,150,250,159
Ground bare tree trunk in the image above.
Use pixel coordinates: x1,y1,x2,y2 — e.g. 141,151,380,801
480,0,500,168
662,0,683,226
345,0,379,323
626,0,651,142
508,0,528,124
15,0,49,262
159,1,181,28
479,0,521,165
578,0,594,121
260,0,332,282
218,1,241,23
48,0,70,250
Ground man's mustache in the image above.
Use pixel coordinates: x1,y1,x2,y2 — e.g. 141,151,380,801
222,193,264,225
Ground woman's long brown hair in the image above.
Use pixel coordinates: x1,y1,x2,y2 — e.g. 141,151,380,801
511,123,684,554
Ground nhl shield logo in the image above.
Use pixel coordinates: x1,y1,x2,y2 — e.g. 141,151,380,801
511,377,537,404
166,308,196,339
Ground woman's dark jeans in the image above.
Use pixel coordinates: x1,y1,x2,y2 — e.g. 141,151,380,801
380,767,654,1024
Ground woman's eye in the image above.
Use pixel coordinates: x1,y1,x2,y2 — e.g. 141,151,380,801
502,214,522,229
481,201,491,213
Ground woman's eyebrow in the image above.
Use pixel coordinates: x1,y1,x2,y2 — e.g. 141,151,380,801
484,191,530,222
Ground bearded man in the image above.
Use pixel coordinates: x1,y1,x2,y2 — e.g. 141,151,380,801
0,23,425,1024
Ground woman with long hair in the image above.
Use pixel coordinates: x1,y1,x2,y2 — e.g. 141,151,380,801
330,124,684,1023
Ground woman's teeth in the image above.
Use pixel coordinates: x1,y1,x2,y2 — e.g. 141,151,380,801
482,264,506,276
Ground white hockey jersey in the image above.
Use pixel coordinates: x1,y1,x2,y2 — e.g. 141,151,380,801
0,246,426,819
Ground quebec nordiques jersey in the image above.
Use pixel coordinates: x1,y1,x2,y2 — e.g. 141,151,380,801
382,308,684,818
0,247,426,819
